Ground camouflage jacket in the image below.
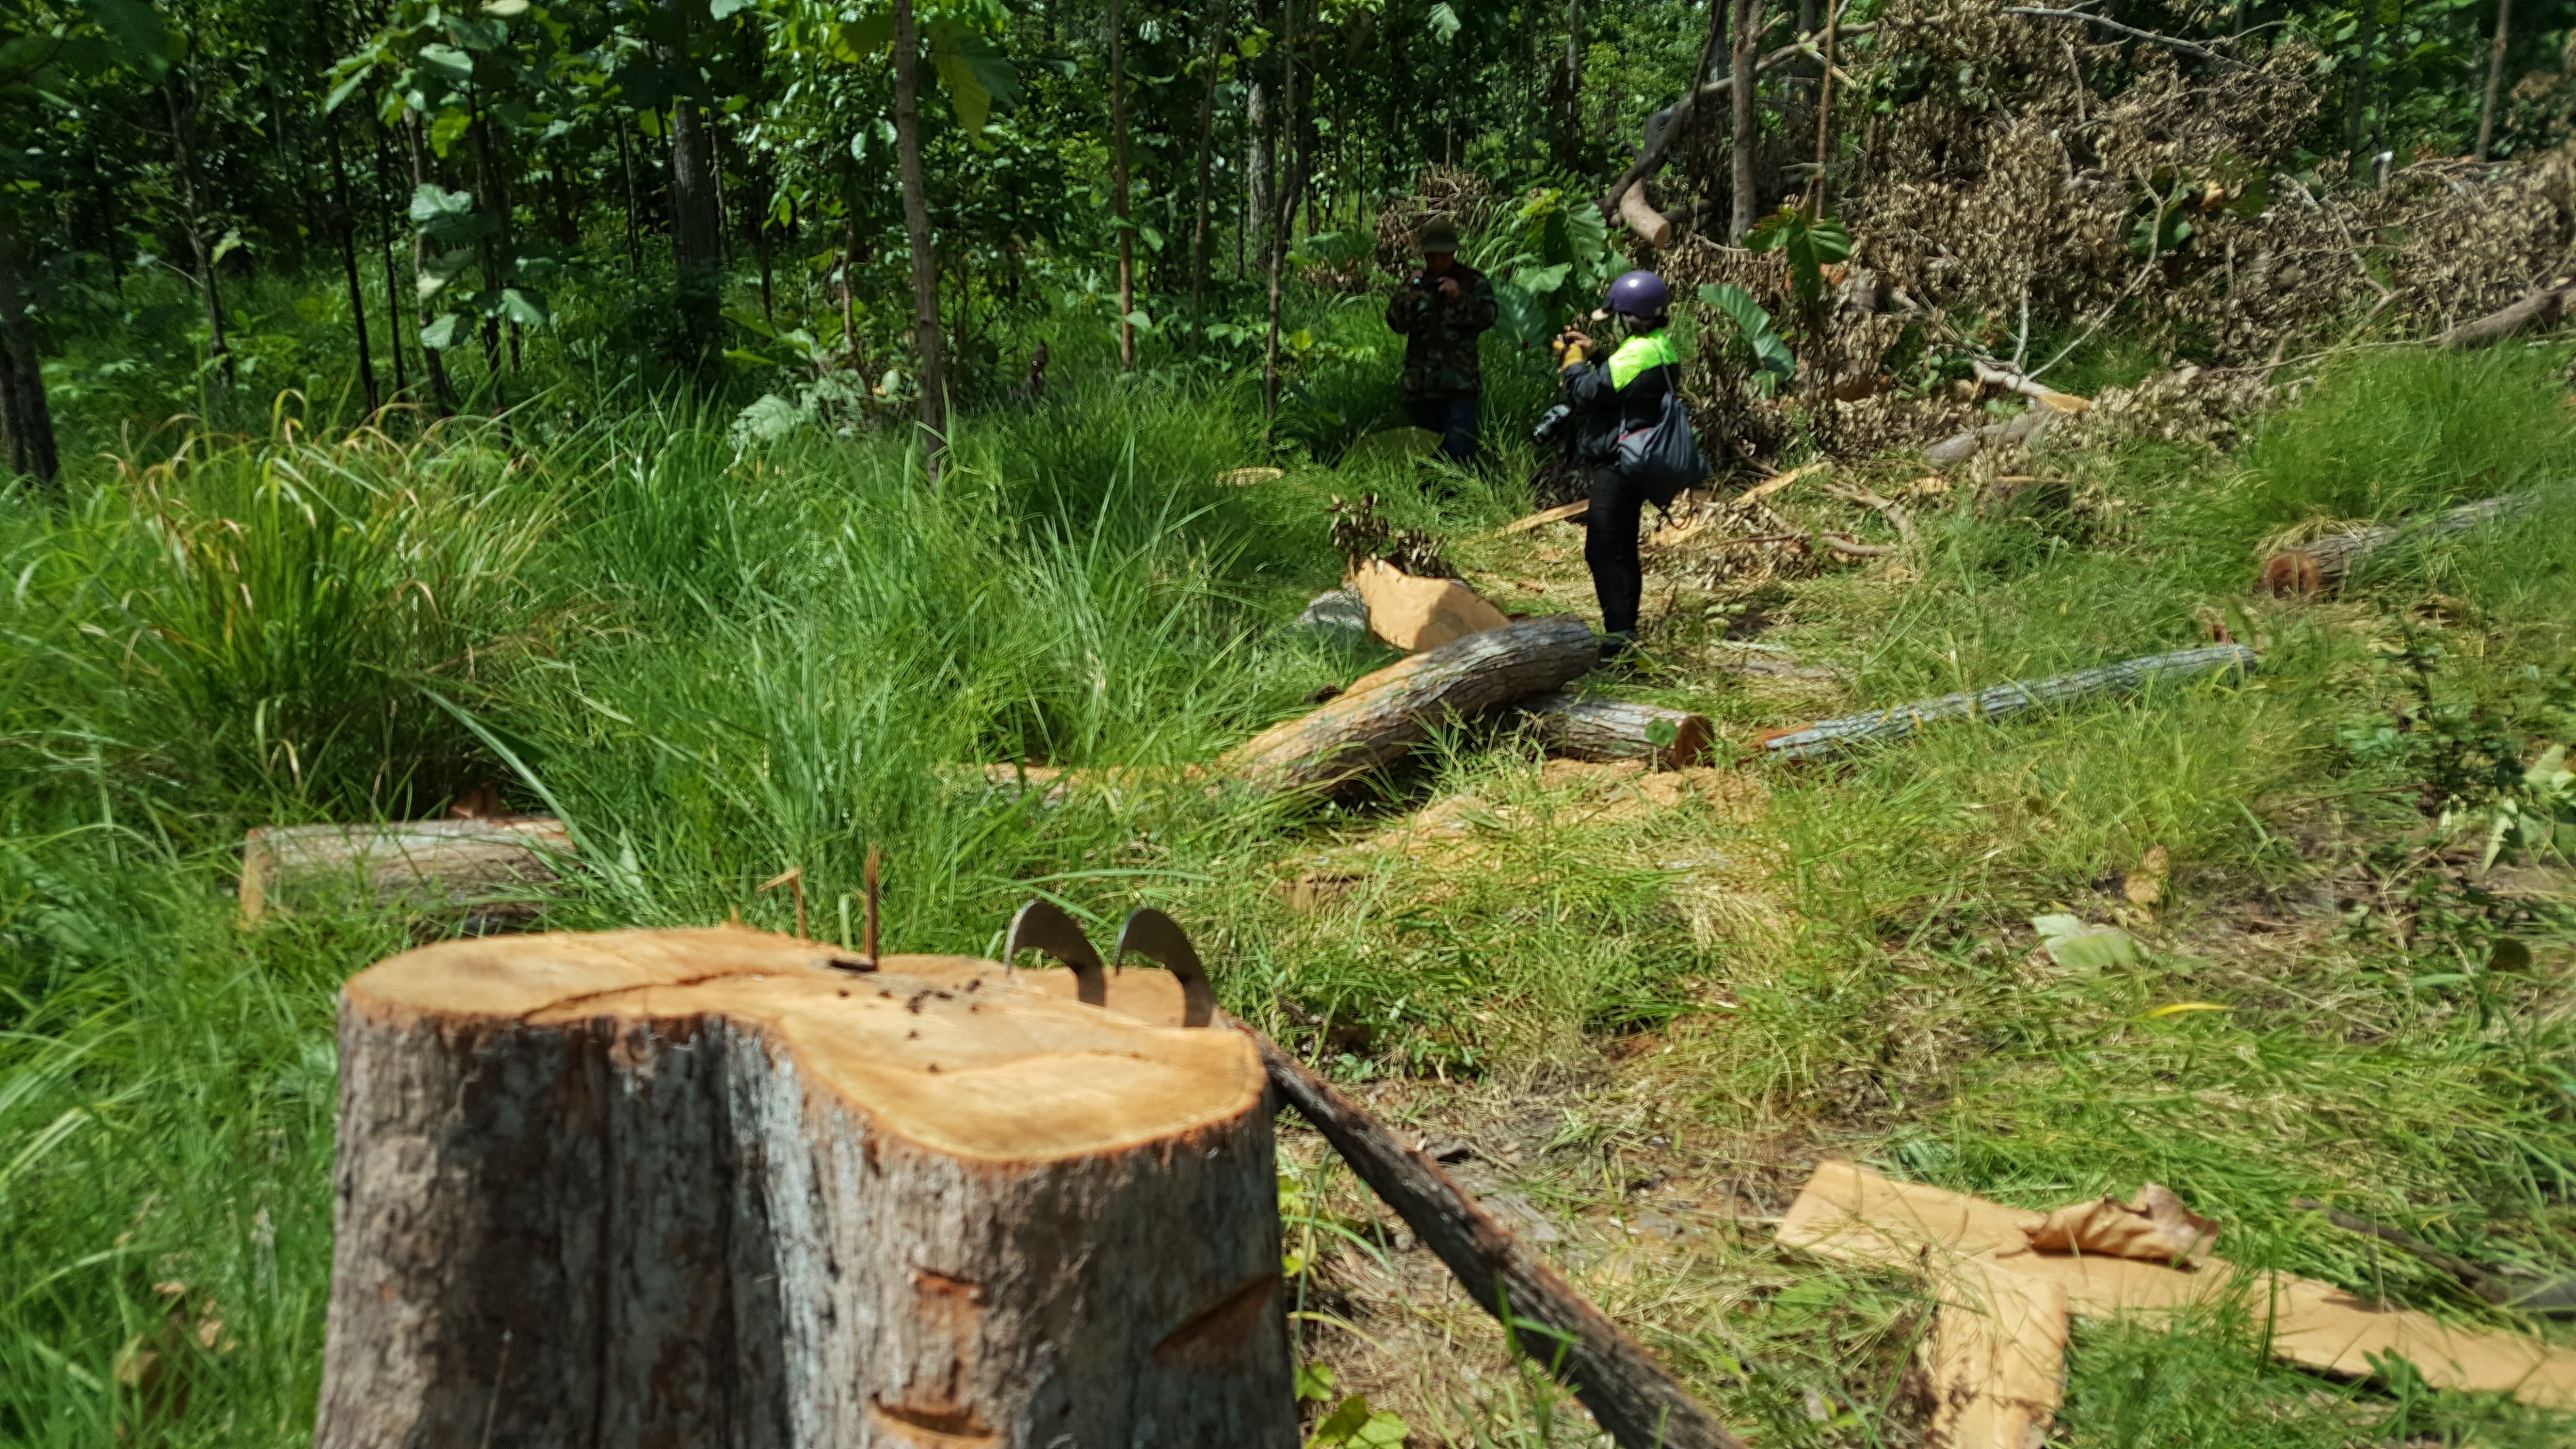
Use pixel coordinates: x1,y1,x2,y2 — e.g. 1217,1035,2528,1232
1385,264,1498,399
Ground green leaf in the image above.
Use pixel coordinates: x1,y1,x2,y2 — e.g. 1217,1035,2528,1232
1294,1362,1337,1403
1509,261,1570,298
725,306,779,340
1354,1411,1408,1447
932,49,993,135
2029,915,2141,970
482,0,532,14
416,43,475,82
1490,280,1549,349
417,247,477,301
833,13,894,61
1645,718,1680,749
1698,283,1794,379
428,106,474,157
419,313,467,350
409,184,496,246
707,0,755,16
208,229,245,266
498,288,549,326
1426,2,1460,42
325,68,370,113
78,0,168,76
1310,1396,1371,1445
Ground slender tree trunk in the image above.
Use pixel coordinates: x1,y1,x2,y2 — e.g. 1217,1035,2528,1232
165,77,235,389
371,127,411,405
751,166,775,327
1261,0,1296,437
0,206,61,493
329,120,381,416
1247,79,1271,282
1111,0,1135,370
891,0,949,467
402,112,457,415
1730,0,1760,240
841,205,860,367
615,114,644,276
2346,0,2376,164
666,99,724,372
2477,0,2512,161
711,124,733,268
1190,2,1224,347
466,102,512,386
1565,0,1582,137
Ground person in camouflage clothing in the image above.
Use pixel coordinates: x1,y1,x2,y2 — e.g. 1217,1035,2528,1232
1384,217,1497,466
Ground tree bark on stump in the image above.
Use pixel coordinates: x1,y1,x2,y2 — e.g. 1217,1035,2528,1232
318,927,1294,1448
1223,614,1598,793
1516,693,1716,769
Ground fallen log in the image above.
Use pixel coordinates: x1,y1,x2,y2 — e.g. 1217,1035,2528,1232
1517,692,1718,768
1246,1029,1746,1449
240,815,572,927
1759,644,2258,759
1616,182,1674,249
2254,492,2541,598
317,928,1294,1447
2435,281,2576,349
1224,614,1599,793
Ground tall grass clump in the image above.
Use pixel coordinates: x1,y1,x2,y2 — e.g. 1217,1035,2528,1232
2227,344,2576,529
1,419,562,819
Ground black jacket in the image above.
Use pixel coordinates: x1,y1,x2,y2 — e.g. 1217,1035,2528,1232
1558,328,1679,465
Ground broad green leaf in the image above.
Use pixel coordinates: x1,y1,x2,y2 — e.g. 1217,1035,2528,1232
933,49,993,135
77,0,168,76
497,288,548,326
482,0,532,14
325,68,369,113
1353,1411,1407,1447
1697,283,1794,379
1426,1,1460,42
725,306,778,339
2030,914,2141,970
419,313,467,350
1294,1361,1337,1403
708,0,755,16
416,43,475,82
417,248,478,300
447,16,508,50
428,106,474,157
1490,280,1549,349
209,229,245,265
834,13,894,61
409,185,496,246
1509,261,1570,297
1311,1396,1371,1444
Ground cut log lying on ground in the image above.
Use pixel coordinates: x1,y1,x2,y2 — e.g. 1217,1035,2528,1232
1246,1028,1746,1449
1759,644,2257,759
1616,182,1674,248
240,816,572,927
1498,498,1591,534
318,927,1294,1447
2435,280,2576,349
1925,403,2064,469
1516,693,1718,769
1224,614,1598,793
2254,492,2541,598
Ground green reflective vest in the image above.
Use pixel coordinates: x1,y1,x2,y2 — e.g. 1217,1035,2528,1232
1607,329,1678,390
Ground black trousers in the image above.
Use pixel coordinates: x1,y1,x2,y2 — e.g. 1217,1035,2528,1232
1583,466,1646,639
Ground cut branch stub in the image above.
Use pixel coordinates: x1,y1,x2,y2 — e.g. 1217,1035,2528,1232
1516,692,1717,769
318,927,1293,1448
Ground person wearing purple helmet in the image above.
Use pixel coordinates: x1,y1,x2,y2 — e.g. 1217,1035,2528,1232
1554,269,1682,665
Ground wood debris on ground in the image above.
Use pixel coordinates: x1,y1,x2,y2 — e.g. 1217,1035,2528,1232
240,816,573,928
1776,1160,2576,1449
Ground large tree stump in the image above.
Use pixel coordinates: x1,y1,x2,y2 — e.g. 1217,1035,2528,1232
318,927,1293,1449
1223,613,1597,793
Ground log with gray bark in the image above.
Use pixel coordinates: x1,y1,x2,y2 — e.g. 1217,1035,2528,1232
1244,1029,1746,1449
1518,693,1718,769
317,927,1294,1448
240,815,572,927
1759,645,2259,759
2254,493,2541,598
2434,281,2576,349
1223,614,1599,794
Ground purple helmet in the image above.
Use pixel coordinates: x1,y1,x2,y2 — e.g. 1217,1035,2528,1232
1607,270,1670,318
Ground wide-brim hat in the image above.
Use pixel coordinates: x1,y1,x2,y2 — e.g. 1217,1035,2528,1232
1416,218,1461,255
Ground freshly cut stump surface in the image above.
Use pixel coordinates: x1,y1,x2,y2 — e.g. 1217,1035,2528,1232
319,926,1291,1449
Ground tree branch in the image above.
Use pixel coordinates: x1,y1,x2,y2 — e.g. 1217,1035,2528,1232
2002,7,2247,69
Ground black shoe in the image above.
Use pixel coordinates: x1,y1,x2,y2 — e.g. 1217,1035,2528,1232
1596,632,1639,671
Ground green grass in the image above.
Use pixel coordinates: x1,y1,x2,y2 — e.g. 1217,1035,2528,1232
4,320,2576,1446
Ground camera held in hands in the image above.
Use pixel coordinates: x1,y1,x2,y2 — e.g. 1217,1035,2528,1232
1531,403,1575,445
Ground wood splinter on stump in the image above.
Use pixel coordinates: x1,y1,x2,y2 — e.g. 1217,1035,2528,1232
318,926,1294,1447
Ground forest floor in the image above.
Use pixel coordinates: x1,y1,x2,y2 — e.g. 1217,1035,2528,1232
4,332,2576,1448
